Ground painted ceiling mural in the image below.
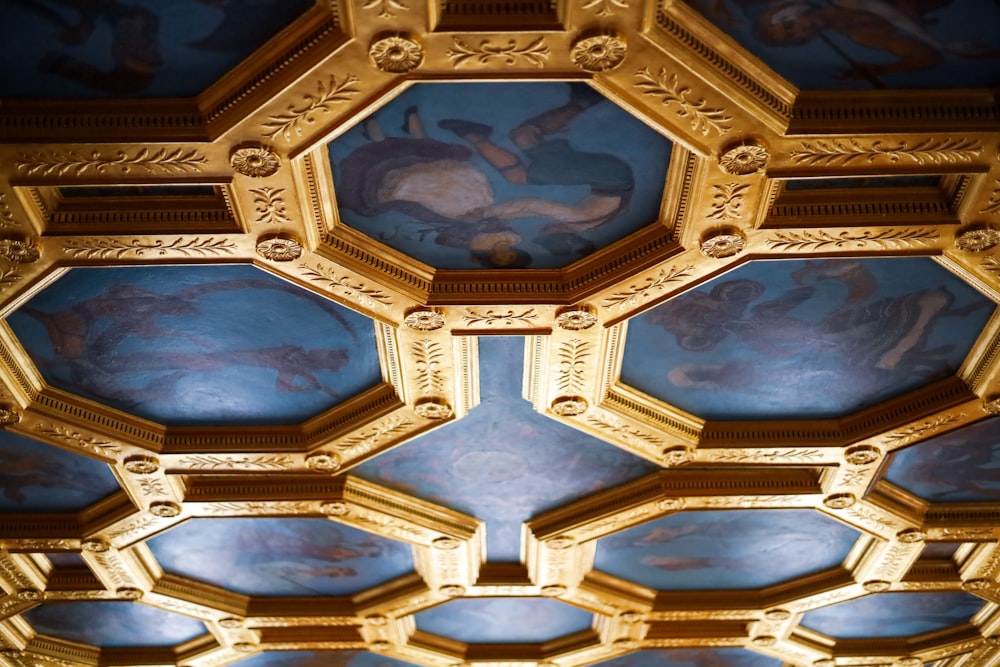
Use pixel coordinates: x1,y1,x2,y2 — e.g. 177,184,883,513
620,257,994,420
686,0,1000,90
7,264,382,426
0,0,315,97
329,82,672,269
2,0,1000,665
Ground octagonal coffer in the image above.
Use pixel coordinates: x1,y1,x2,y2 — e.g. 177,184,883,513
7,264,382,426
801,591,985,638
0,430,120,513
234,651,421,667
594,509,860,591
354,336,660,561
885,416,1000,502
415,597,593,643
0,0,315,98
23,601,207,647
620,257,995,420
146,517,414,596
684,1,1000,90
327,82,672,269
593,648,782,667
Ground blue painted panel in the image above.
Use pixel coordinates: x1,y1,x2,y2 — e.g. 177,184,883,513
594,648,782,667
595,509,858,590
621,258,994,420
686,0,1000,90
354,336,660,561
802,592,984,638
0,431,119,512
329,82,671,269
24,601,206,646
147,518,413,596
415,598,592,643
0,0,313,98
234,651,421,667
7,265,381,426
46,553,88,568
885,417,1000,501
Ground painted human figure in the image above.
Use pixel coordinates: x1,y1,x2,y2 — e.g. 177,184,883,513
12,0,163,94
696,0,1000,86
16,278,358,408
757,0,1000,84
336,83,634,267
649,260,990,399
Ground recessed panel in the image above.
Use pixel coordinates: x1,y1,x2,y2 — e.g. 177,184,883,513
802,592,984,638
329,82,671,269
0,431,119,513
594,648,783,667
784,176,941,191
0,0,314,98
354,336,660,560
415,598,592,643
686,0,1000,90
885,417,1000,502
595,509,858,590
7,265,381,426
234,651,421,667
147,518,412,596
621,258,994,420
23,601,206,646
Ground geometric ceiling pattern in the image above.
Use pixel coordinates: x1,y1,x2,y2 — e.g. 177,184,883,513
0,1,999,667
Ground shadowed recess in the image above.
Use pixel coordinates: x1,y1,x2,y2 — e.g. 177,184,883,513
0,430,120,512
233,651,422,667
353,336,661,561
0,0,314,98
329,81,672,269
620,257,994,420
7,264,381,426
801,592,984,638
593,648,783,667
685,0,1000,90
414,598,593,643
783,176,941,190
146,518,413,596
23,601,207,646
885,417,1000,501
594,509,859,590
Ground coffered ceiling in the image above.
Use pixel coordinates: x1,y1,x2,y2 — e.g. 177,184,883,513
1,1,1000,666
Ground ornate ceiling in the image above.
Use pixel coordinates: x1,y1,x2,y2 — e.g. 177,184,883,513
1,1,1000,667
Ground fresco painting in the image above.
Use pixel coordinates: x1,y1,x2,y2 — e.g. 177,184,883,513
0,430,120,512
147,518,413,596
0,0,314,98
687,0,1000,90
234,651,420,667
885,417,1000,501
23,601,206,646
594,509,859,590
415,598,593,643
620,258,994,420
593,648,782,667
801,591,984,638
354,336,661,561
6,265,381,426
329,82,672,270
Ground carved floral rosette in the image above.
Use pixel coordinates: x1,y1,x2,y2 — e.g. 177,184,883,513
370,35,424,73
571,34,627,72
230,144,280,178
